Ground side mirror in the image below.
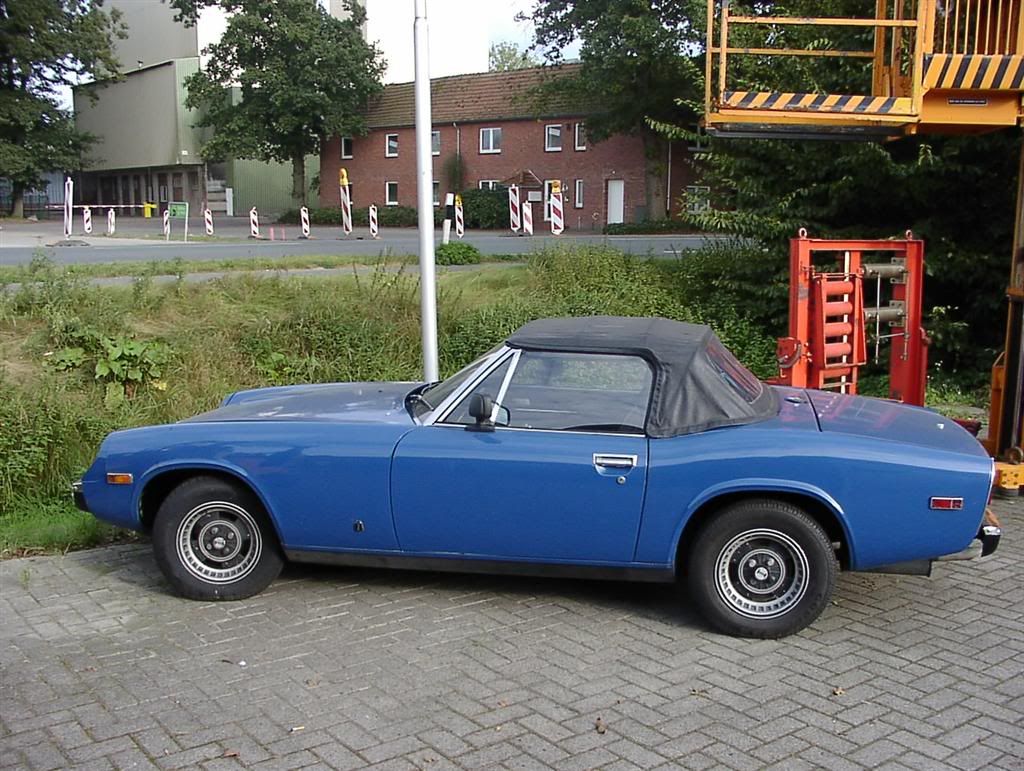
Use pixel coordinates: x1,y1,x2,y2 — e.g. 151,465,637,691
467,393,495,432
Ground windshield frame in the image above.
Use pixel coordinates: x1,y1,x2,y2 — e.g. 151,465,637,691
410,344,508,423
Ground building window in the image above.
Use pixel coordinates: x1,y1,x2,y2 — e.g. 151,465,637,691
574,179,584,208
433,181,440,206
545,124,562,152
574,123,586,151
478,180,500,190
386,181,398,205
431,130,441,156
479,127,502,154
341,137,353,159
386,134,398,157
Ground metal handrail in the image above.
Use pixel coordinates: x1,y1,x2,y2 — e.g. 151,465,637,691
707,1,928,109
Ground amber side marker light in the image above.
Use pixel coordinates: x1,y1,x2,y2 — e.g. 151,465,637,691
929,497,964,510
106,473,134,485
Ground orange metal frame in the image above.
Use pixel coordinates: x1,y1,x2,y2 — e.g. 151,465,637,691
775,232,928,405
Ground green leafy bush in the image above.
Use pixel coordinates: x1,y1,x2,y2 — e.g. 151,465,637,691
435,242,482,265
456,188,507,229
278,206,444,228
604,219,696,235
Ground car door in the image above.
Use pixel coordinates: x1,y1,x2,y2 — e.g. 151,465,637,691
390,350,653,563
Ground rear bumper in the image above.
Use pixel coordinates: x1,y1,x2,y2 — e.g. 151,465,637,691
938,525,1002,561
71,480,88,513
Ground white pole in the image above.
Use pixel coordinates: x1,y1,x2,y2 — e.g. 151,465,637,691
63,177,73,238
414,0,439,382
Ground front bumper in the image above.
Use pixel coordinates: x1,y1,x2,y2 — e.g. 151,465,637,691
71,480,88,513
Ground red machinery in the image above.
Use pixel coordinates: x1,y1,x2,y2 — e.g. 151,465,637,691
774,230,928,405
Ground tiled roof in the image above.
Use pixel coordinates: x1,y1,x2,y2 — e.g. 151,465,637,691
365,64,583,129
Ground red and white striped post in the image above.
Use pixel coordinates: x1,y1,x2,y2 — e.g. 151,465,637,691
455,194,464,239
339,168,353,235
82,207,92,234
204,208,214,236
368,204,379,238
522,201,533,236
299,206,310,238
163,209,170,240
63,177,73,238
549,180,564,235
508,184,521,232
106,208,116,236
249,207,260,238
442,192,454,245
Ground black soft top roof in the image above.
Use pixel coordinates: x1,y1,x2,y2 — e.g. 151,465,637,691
507,316,778,438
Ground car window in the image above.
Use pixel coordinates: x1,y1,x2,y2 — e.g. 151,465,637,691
705,339,763,403
445,351,652,433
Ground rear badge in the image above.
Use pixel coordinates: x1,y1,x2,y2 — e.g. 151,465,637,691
930,497,963,510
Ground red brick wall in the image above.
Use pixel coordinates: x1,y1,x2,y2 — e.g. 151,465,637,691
321,119,696,230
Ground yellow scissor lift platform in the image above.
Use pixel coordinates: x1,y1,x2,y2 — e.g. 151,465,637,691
705,0,1024,138
704,1,1024,493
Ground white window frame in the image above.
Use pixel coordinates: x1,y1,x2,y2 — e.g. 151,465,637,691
341,136,353,160
385,133,398,158
478,179,499,190
431,130,441,156
574,122,586,151
574,179,584,209
432,180,440,206
479,127,502,154
545,124,563,152
385,181,398,206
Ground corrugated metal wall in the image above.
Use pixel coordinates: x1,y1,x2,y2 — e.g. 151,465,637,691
226,155,319,216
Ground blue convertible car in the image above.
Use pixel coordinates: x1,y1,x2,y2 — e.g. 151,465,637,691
75,316,1000,637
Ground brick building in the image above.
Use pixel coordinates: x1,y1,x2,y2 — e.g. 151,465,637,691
320,66,697,230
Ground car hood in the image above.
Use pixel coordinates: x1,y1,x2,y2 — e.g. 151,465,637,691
807,390,989,457
184,382,422,424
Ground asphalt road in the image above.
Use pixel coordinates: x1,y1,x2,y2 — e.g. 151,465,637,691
0,217,715,266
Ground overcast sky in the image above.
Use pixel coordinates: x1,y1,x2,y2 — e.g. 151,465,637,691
366,0,573,83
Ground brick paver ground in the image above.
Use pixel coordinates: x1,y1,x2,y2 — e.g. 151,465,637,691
1,499,1021,770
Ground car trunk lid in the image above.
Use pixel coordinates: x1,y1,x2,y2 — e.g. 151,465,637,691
807,390,988,456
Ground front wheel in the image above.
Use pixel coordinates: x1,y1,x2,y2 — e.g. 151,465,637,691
152,476,283,601
686,499,838,638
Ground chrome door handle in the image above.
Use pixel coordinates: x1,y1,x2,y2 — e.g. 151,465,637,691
593,453,637,470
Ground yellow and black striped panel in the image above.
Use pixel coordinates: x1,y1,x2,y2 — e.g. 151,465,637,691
722,92,913,115
923,55,1024,91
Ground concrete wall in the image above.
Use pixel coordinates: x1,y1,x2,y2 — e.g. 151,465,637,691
75,61,193,171
109,0,198,69
228,156,319,217
320,119,694,228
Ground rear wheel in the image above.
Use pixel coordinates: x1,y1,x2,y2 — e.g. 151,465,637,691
686,499,837,638
152,476,283,601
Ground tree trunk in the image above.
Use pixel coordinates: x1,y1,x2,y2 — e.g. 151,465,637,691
291,154,306,207
10,183,25,218
640,129,668,222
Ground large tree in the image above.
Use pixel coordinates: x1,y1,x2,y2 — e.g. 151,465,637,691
0,0,123,217
173,0,385,207
523,0,705,217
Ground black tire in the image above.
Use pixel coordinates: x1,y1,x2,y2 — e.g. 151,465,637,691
685,499,838,638
152,475,284,601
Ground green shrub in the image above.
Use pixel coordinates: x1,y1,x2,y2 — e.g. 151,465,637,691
604,219,696,235
277,206,445,228
457,188,507,229
435,242,482,265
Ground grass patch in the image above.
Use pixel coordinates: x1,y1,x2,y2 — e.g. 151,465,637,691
0,498,135,558
1,245,836,554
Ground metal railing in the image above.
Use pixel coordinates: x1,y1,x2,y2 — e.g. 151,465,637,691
934,0,1024,55
706,1,929,113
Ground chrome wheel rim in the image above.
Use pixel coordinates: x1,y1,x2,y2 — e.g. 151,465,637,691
714,528,809,619
175,501,262,584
